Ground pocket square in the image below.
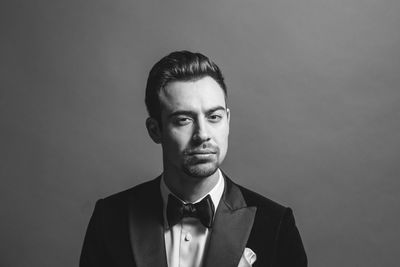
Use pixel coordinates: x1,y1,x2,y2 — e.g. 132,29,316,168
238,247,257,267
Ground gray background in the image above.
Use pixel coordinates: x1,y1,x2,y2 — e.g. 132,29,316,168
1,0,399,266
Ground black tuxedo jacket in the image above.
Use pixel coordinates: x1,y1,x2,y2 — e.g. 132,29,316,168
80,174,307,267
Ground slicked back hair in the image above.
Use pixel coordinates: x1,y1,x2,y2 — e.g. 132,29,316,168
145,50,227,124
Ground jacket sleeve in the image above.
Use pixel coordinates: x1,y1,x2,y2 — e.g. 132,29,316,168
80,199,110,267
275,208,308,267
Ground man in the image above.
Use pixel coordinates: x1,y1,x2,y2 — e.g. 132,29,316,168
80,51,307,267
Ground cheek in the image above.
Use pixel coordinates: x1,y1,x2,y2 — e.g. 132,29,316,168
165,129,192,150
215,125,230,144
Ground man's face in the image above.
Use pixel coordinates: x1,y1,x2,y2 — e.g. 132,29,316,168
158,76,230,178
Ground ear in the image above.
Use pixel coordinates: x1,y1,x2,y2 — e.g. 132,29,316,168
145,117,162,144
226,108,231,136
226,108,231,124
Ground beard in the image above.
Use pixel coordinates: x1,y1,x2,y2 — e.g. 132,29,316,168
181,146,220,178
182,160,219,178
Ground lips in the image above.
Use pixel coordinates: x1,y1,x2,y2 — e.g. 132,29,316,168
187,150,217,155
185,147,218,155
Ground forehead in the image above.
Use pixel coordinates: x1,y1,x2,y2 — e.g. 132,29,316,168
159,76,226,112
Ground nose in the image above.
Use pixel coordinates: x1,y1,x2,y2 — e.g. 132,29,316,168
192,118,211,143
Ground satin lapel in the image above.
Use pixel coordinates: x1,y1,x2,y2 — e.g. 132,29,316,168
128,177,167,267
203,176,257,267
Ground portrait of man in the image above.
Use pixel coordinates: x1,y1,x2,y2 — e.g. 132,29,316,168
2,1,399,266
80,51,307,267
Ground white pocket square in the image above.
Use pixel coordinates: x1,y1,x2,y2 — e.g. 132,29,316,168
238,247,257,267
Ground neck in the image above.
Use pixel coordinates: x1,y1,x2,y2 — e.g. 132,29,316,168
163,169,220,203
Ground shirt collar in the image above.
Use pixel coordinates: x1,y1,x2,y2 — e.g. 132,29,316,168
160,169,225,229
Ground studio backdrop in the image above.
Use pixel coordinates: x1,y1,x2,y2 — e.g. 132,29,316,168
1,0,399,266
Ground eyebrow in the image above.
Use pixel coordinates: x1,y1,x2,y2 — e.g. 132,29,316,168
168,106,227,119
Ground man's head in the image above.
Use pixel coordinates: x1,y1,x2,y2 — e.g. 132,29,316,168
145,51,227,125
145,51,230,179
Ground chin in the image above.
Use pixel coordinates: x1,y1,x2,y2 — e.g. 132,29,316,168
182,162,219,178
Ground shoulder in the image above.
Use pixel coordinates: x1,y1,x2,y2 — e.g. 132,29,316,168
96,176,161,210
224,174,286,209
237,183,292,221
237,183,285,210
223,174,290,221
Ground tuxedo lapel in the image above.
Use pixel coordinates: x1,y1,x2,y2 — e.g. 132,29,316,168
127,175,256,267
203,175,257,267
128,177,168,267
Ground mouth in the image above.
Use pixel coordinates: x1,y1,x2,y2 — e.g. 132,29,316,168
187,150,217,155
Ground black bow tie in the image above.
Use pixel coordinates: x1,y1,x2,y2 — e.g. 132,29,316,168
167,194,215,228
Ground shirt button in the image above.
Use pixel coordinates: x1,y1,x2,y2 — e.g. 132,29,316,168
184,233,192,242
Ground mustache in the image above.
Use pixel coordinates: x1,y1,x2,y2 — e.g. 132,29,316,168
184,145,218,155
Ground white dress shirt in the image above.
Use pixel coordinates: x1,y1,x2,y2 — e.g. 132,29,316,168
160,169,225,267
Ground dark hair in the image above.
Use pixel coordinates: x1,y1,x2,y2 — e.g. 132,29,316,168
145,50,227,123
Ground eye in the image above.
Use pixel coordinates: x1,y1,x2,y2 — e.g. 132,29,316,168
174,116,192,126
208,114,222,122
